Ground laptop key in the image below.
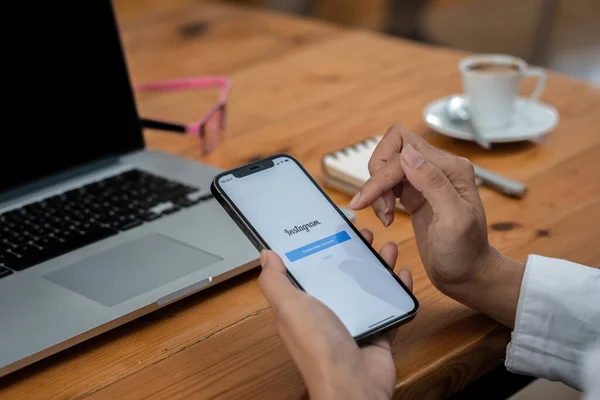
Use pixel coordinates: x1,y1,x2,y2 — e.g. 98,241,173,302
0,252,11,267
118,220,143,231
155,186,195,203
162,205,181,215
138,211,161,221
1,250,26,270
174,197,199,207
0,267,13,279
2,238,18,249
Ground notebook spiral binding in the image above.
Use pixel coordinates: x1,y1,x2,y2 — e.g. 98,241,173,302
324,137,380,160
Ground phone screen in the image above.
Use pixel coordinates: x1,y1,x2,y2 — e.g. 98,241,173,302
216,155,418,338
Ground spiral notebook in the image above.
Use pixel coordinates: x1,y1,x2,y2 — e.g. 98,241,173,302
321,136,481,213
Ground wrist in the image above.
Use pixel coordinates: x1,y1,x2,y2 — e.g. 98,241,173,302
440,245,525,329
312,368,391,400
433,245,502,299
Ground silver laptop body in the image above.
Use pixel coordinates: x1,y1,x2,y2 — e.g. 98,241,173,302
0,1,258,377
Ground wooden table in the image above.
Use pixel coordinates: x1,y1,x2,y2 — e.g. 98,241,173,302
2,1,599,398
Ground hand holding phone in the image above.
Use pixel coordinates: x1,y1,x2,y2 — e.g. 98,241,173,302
258,229,413,399
211,154,418,341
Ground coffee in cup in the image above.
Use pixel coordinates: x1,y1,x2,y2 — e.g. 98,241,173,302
468,62,520,73
458,54,546,130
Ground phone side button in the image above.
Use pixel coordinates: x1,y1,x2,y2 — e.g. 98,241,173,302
248,235,263,252
229,214,247,233
237,220,248,233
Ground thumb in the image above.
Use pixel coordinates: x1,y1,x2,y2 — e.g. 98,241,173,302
400,145,461,212
258,250,302,314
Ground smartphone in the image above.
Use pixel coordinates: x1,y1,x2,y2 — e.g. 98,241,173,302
211,154,419,342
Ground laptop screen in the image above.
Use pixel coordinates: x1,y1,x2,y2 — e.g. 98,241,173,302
1,1,144,196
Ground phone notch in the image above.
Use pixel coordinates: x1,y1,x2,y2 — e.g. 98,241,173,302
233,158,275,178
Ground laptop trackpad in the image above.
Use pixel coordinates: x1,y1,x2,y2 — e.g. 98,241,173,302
44,234,222,307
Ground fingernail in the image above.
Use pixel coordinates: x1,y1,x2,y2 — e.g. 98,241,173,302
376,211,391,227
402,145,424,169
349,191,361,209
259,250,268,267
373,197,389,215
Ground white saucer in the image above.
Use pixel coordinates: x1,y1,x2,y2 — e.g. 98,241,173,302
423,94,559,143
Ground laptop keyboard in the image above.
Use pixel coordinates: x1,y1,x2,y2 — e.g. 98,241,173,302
0,168,211,275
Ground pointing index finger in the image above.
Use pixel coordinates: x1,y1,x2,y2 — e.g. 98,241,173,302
350,154,406,210
367,125,406,175
351,126,449,210
347,127,408,210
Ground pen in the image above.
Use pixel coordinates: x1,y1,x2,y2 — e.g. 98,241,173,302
440,150,527,198
472,163,527,198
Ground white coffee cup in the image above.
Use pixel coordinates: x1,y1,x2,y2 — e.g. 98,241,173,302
458,54,546,130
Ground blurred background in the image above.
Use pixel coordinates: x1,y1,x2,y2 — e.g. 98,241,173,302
227,0,600,85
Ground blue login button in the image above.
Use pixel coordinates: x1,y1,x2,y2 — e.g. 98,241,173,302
285,231,351,262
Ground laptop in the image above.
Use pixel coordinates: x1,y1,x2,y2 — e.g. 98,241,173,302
0,1,259,377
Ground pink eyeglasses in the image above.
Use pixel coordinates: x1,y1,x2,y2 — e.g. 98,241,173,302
134,76,231,155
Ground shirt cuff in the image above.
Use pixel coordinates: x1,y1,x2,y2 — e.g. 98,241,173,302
504,254,600,391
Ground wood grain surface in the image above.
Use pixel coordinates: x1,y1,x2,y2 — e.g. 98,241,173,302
1,0,599,399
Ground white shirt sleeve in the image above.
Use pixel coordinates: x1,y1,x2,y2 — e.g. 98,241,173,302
581,345,600,400
504,255,600,394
